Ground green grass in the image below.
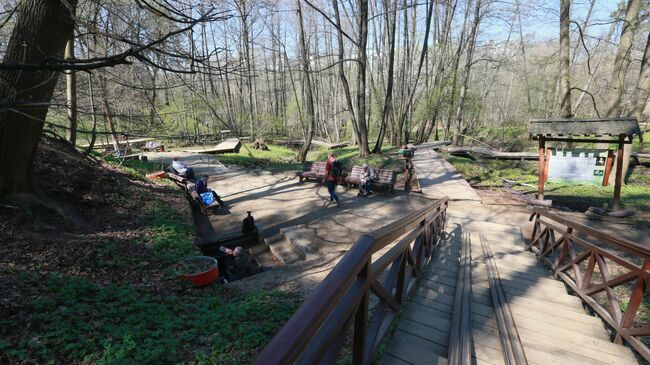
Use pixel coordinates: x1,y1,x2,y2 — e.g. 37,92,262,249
443,153,650,221
142,199,198,264
0,199,300,364
215,143,302,171
307,145,404,171
212,143,405,172
443,153,538,186
0,274,299,365
101,156,171,183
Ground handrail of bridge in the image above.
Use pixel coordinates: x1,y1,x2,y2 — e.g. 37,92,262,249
252,197,449,365
528,208,650,361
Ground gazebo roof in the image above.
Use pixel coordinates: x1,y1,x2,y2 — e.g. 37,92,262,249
529,118,640,139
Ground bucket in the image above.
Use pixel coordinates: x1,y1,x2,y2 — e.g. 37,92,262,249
173,256,219,287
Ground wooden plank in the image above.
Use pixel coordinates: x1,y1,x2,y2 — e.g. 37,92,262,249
383,329,449,365
194,138,242,154
397,317,450,348
470,301,610,342
378,354,415,365
529,118,640,137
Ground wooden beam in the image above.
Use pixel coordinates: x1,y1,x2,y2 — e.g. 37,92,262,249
537,135,546,200
538,137,633,144
613,134,625,210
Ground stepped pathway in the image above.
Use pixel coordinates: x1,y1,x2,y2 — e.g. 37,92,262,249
379,144,638,365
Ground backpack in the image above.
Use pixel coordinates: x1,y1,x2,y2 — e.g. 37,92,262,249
330,160,343,178
242,211,256,233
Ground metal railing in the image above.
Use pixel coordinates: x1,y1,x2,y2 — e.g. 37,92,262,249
252,197,449,365
528,208,650,361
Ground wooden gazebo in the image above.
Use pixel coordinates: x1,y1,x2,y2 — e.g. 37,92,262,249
529,117,641,210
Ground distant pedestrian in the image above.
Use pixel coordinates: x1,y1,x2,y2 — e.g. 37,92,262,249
197,175,225,207
325,151,341,206
171,157,195,180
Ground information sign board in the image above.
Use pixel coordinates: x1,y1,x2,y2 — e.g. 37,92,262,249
547,149,609,185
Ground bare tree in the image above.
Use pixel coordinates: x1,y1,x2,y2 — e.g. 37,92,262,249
558,0,572,118
296,0,316,162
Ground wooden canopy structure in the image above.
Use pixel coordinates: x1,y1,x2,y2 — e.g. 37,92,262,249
529,117,641,210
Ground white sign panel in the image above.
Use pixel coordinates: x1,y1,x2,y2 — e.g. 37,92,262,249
548,154,596,182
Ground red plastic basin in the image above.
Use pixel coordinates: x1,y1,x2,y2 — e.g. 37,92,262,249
174,256,219,287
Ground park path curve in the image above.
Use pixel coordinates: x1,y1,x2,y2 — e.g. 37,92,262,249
412,143,481,202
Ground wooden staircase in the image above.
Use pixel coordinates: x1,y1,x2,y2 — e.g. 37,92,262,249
379,217,639,365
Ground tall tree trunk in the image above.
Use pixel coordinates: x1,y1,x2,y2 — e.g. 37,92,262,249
0,0,78,193
558,0,572,118
454,0,482,145
605,0,641,185
605,0,641,117
65,36,78,146
372,0,397,153
296,0,316,163
332,0,360,146
101,80,120,152
516,0,532,114
84,74,98,156
392,0,434,147
357,0,371,156
632,32,650,152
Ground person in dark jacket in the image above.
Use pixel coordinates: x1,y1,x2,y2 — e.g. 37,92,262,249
324,152,340,206
197,175,225,207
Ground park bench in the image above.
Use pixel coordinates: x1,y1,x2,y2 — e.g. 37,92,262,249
190,190,221,215
166,171,187,189
373,169,398,191
297,161,327,182
166,174,220,215
344,166,364,187
143,141,165,152
397,144,416,158
345,166,397,192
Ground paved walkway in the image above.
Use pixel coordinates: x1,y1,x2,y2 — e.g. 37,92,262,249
412,143,480,202
379,144,638,365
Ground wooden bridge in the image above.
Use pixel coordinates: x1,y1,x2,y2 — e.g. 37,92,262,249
251,145,647,365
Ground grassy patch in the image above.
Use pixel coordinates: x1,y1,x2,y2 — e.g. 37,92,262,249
1,274,299,364
212,143,405,172
442,153,538,186
443,153,650,221
216,143,302,171
307,145,404,171
102,156,170,183
141,200,198,264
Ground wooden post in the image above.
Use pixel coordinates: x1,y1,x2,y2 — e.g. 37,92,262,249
537,135,546,200
613,134,625,210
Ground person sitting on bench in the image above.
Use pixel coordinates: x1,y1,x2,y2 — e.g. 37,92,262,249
358,164,375,197
197,175,225,207
171,157,195,180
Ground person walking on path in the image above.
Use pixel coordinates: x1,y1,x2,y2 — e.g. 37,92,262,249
325,151,341,206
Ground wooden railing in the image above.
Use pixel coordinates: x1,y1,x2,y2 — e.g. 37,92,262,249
528,208,650,361
252,197,449,365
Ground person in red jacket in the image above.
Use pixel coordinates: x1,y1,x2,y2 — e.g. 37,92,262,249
325,151,341,206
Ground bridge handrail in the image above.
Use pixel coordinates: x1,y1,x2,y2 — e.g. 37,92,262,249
529,208,650,361
252,197,449,365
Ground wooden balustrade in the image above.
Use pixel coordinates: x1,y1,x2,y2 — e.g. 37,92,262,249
528,208,650,361
252,197,449,365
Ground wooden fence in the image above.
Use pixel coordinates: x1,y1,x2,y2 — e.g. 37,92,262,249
529,208,650,361
252,197,449,365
